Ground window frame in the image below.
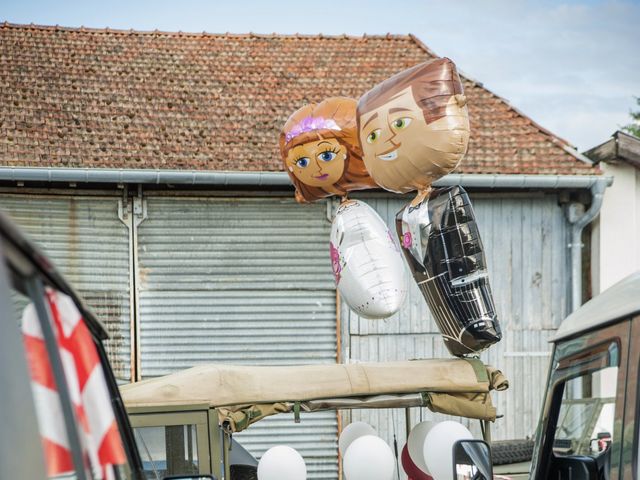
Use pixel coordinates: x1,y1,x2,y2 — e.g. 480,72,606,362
625,314,640,479
129,410,212,477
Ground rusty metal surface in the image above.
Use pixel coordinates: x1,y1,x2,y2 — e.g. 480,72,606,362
344,192,570,460
0,194,132,380
136,195,338,479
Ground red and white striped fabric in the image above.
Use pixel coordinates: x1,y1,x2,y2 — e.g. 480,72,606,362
22,289,126,479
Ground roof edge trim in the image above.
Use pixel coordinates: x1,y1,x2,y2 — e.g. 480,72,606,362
0,168,612,189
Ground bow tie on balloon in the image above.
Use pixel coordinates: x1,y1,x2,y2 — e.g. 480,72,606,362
279,58,502,357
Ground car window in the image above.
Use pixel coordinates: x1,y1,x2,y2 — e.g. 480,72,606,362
134,424,200,479
554,366,617,457
551,341,619,476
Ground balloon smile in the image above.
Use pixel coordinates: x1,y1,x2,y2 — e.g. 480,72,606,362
377,146,399,161
314,173,330,180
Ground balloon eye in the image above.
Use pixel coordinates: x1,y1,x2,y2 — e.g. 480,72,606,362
392,117,412,130
295,158,309,168
318,151,337,162
366,129,381,144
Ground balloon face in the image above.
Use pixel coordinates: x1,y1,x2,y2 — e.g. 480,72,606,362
401,444,434,480
280,97,377,203
423,421,473,480
396,186,502,356
286,138,347,188
343,435,395,480
331,200,407,319
257,445,307,480
357,58,470,194
338,421,376,456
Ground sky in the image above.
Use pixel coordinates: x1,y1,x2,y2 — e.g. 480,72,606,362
2,0,639,151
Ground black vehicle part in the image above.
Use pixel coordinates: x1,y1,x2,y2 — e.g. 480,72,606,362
491,439,535,465
230,464,258,480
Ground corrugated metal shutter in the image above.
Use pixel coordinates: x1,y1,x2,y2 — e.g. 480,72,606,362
345,193,570,455
0,194,132,380
136,195,338,479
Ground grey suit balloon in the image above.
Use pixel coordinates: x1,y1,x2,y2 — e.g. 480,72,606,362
396,186,502,356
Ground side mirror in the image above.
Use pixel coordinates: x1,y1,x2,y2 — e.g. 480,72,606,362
452,439,493,480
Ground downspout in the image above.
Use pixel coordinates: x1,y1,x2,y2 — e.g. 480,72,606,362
566,178,610,312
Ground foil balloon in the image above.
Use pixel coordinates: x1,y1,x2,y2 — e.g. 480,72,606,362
280,97,377,203
357,57,470,194
331,199,407,319
395,186,501,356
423,421,473,480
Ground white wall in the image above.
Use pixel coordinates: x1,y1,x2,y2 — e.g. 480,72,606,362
594,162,640,293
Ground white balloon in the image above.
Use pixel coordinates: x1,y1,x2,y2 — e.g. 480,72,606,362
407,420,434,474
423,421,473,480
330,200,407,319
343,435,395,480
257,445,306,480
338,421,377,455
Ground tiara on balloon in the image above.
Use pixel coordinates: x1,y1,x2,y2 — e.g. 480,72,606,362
285,116,341,143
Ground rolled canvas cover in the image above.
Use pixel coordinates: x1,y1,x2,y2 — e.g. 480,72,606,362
120,359,508,431
396,186,502,356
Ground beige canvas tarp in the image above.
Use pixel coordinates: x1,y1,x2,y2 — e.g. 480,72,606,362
121,358,508,433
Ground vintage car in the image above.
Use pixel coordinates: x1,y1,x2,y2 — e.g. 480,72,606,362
527,271,640,479
483,272,639,480
120,272,640,480
120,356,508,479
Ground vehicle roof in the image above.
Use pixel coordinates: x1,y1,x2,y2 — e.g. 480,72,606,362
552,272,640,342
120,358,504,408
121,358,508,431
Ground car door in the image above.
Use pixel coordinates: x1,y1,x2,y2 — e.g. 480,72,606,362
623,314,640,479
531,319,631,479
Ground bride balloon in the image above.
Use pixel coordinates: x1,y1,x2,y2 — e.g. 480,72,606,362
281,97,407,319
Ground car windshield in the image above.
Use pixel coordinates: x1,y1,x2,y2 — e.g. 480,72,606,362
553,365,617,457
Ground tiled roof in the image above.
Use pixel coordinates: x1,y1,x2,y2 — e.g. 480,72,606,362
0,23,596,175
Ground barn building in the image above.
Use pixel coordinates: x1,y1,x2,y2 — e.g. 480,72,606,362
0,23,608,478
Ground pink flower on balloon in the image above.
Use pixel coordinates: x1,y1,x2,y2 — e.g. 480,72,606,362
330,242,342,284
402,231,413,249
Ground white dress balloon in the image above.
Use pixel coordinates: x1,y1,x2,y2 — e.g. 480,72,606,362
330,200,407,319
257,445,307,480
423,421,473,480
338,421,376,456
343,435,395,480
407,420,434,474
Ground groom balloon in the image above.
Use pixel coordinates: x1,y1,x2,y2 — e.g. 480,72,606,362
357,57,502,356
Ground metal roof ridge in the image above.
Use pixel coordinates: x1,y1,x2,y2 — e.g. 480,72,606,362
0,22,415,41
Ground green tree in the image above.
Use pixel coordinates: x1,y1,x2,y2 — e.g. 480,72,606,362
622,97,640,138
